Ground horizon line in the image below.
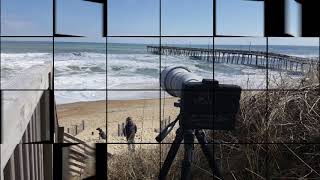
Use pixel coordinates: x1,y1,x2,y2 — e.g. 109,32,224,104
1,40,319,47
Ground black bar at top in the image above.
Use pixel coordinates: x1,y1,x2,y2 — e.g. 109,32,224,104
54,34,84,37
84,0,107,37
298,0,320,37
264,0,289,37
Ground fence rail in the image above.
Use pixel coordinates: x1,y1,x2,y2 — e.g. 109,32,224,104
116,117,172,136
66,120,86,136
62,132,96,178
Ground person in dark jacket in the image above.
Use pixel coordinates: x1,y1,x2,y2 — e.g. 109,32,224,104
123,117,137,151
96,128,106,140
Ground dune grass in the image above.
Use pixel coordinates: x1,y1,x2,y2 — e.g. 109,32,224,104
107,143,213,180
107,67,319,179
214,67,320,179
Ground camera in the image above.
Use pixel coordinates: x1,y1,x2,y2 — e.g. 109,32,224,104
161,66,241,130
158,66,242,179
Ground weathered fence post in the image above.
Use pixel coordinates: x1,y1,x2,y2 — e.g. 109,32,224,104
121,123,125,136
75,125,78,135
40,90,51,141
62,147,69,180
161,120,166,131
118,124,121,136
43,145,53,180
58,127,64,143
22,144,31,180
14,145,23,179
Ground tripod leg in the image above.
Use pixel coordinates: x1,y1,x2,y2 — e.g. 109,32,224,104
195,130,223,179
159,128,184,180
181,130,194,180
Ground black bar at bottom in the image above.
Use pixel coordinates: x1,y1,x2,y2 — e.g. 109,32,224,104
96,143,108,180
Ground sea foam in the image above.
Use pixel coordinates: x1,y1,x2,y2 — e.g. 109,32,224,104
1,50,314,104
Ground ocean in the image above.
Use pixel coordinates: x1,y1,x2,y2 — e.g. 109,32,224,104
0,41,318,104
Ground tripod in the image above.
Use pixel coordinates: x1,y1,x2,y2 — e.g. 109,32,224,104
156,115,222,180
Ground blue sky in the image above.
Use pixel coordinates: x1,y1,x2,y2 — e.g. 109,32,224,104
216,0,263,36
1,0,52,35
1,0,318,45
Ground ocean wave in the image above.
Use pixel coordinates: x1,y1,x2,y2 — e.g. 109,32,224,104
1,52,51,58
288,54,319,60
56,52,106,60
55,91,106,104
108,74,158,89
54,52,106,76
54,73,106,89
107,54,159,77
2,51,306,102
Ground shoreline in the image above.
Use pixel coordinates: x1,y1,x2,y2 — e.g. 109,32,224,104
55,90,166,105
56,96,165,105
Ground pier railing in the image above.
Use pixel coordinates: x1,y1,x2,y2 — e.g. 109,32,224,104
1,62,57,180
147,46,319,73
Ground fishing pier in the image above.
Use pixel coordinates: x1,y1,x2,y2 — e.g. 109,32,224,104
147,46,319,73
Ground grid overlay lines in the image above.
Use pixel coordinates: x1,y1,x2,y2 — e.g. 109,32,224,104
0,0,319,179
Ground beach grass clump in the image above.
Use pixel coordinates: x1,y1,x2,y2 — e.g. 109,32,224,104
214,67,320,179
107,147,160,180
221,82,320,144
107,144,213,180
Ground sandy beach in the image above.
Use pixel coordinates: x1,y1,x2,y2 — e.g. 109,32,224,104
57,98,180,154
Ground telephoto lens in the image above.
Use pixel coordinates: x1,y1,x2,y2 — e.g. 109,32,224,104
160,66,202,97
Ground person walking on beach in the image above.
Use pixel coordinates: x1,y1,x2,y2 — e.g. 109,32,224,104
123,117,137,152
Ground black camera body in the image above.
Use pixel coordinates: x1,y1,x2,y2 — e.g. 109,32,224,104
180,79,241,130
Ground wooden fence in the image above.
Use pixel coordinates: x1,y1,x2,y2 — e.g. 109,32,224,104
118,123,126,136
1,63,57,180
62,133,96,179
66,120,85,136
117,117,172,136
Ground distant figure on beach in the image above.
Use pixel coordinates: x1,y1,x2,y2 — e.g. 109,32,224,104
96,128,106,140
123,117,137,152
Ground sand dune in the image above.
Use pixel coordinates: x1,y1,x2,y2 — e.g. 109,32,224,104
57,98,180,154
